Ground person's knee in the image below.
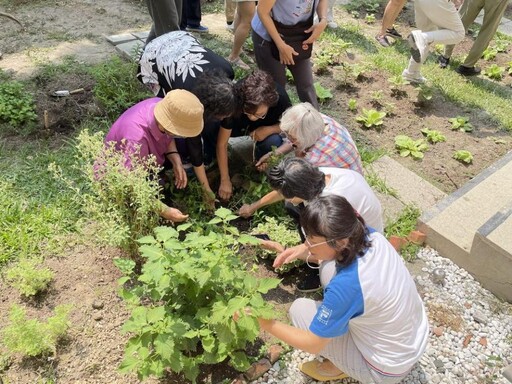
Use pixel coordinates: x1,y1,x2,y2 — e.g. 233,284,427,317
289,298,314,328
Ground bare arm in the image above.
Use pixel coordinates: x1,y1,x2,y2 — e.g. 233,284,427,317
257,0,298,65
216,126,233,201
238,190,284,217
258,318,331,354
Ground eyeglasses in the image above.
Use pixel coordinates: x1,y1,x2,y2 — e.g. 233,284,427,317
244,109,267,120
305,237,333,249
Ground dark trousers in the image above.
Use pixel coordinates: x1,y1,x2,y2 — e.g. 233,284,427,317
180,0,202,29
145,0,183,44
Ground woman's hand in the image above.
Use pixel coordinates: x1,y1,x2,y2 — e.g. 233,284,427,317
238,203,256,218
218,179,233,201
259,239,285,254
273,243,308,268
173,165,188,189
255,153,271,171
278,43,299,65
161,206,189,223
303,20,327,45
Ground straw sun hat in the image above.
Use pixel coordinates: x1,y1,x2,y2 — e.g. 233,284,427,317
154,89,204,137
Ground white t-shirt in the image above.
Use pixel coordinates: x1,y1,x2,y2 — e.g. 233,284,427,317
319,167,383,233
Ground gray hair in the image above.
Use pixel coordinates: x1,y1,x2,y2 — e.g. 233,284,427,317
280,102,324,151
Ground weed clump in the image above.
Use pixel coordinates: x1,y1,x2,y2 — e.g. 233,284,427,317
6,259,54,297
0,75,38,135
2,304,72,357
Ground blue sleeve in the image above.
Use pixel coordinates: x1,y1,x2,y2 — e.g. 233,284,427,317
309,261,364,338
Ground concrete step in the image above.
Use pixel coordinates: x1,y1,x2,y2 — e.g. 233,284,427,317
419,151,512,302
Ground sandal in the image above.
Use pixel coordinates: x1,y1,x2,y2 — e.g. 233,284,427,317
299,360,349,382
227,57,250,70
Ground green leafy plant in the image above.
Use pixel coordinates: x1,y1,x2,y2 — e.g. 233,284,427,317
6,259,54,297
49,130,161,255
370,90,384,103
345,0,380,15
421,128,446,144
0,80,38,135
383,102,396,115
415,84,434,104
333,62,369,86
250,216,301,273
314,82,333,103
388,75,410,89
1,304,72,357
356,109,386,129
314,38,352,74
285,68,294,83
482,64,505,80
365,14,376,24
449,116,473,132
507,61,512,75
482,47,498,61
453,150,473,164
116,209,280,383
394,135,428,159
347,98,357,111
90,56,151,120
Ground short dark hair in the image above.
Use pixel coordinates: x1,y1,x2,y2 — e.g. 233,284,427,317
192,69,235,120
267,157,325,200
236,70,279,114
301,195,371,268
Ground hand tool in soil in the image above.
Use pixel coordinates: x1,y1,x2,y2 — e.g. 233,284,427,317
51,88,85,97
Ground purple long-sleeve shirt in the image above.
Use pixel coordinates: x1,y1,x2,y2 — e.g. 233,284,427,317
105,98,173,167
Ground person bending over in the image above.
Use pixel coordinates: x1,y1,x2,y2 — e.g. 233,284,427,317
104,90,203,222
256,102,362,174
246,195,429,383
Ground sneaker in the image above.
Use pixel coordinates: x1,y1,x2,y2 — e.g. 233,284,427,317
438,55,450,69
226,22,234,32
455,65,481,76
375,34,391,47
408,30,429,63
296,265,321,293
186,25,209,33
227,56,250,70
402,69,426,84
386,26,402,39
327,21,338,29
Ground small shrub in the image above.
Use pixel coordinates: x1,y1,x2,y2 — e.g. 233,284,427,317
2,304,72,357
0,79,38,135
314,38,352,74
482,47,498,61
49,130,161,255
356,109,386,129
6,259,54,297
116,209,280,382
421,128,446,144
416,84,434,104
395,135,428,159
453,150,473,164
365,14,376,24
449,116,473,132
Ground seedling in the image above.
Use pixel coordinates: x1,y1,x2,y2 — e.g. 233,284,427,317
415,84,434,104
395,135,428,159
314,39,352,74
483,64,505,80
388,75,410,89
507,61,512,75
453,150,473,164
6,259,54,297
348,98,357,111
449,116,473,132
494,38,509,53
383,102,396,115
370,90,384,103
314,82,333,103
365,14,376,24
482,47,498,61
356,109,386,129
421,128,446,144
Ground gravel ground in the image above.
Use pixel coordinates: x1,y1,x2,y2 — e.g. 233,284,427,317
250,247,512,384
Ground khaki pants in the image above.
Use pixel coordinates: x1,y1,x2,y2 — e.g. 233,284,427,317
145,0,183,44
406,0,464,73
444,0,509,67
225,0,236,23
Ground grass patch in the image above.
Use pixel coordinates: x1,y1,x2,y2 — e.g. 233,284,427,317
384,204,421,238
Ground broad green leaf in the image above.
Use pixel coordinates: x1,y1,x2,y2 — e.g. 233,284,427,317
400,150,411,157
177,222,193,231
238,234,261,245
149,359,165,377
201,334,216,353
207,217,222,225
137,346,150,359
210,301,229,323
139,244,164,261
226,297,249,315
215,207,233,219
154,334,174,360
119,356,139,373
153,226,178,242
147,306,166,324
229,351,250,371
257,278,281,294
113,258,136,275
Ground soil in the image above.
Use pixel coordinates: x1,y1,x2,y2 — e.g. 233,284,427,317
0,0,511,383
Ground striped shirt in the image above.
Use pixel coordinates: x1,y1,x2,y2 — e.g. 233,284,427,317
302,114,363,175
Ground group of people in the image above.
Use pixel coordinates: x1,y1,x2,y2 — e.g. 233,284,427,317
375,0,509,82
100,0,509,380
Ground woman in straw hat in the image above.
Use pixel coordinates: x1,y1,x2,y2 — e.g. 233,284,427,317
105,89,204,222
